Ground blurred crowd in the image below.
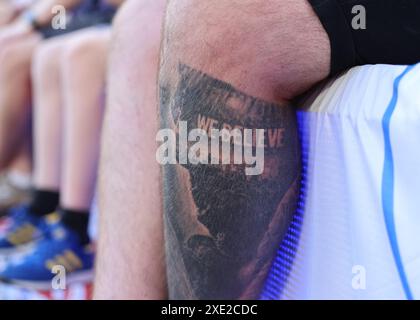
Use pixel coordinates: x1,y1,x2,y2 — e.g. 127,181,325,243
0,0,124,297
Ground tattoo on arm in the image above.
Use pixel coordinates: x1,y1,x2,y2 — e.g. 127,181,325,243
159,64,300,299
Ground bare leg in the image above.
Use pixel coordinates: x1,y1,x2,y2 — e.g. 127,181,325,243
32,36,69,191
0,1,16,26
94,0,167,299
159,0,330,299
59,28,110,211
8,139,32,176
32,28,110,209
0,33,40,170
0,138,32,215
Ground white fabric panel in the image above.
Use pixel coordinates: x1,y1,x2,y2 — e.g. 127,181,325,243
275,64,420,299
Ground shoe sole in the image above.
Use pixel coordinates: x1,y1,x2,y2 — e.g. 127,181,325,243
0,270,93,291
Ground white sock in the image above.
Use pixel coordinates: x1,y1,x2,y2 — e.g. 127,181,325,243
6,171,32,190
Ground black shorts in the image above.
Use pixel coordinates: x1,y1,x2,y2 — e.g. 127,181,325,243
309,0,420,75
37,7,116,39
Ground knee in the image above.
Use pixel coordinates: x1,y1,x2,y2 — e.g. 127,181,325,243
164,0,330,100
60,31,110,81
105,0,165,94
164,1,280,68
105,0,165,123
0,43,26,75
111,0,165,58
113,0,166,29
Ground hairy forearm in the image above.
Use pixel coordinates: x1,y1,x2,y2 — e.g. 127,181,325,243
158,64,301,299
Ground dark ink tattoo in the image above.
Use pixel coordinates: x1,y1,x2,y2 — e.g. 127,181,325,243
159,64,300,299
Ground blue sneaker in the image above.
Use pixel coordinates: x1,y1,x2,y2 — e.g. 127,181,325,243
0,205,46,255
0,217,94,290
